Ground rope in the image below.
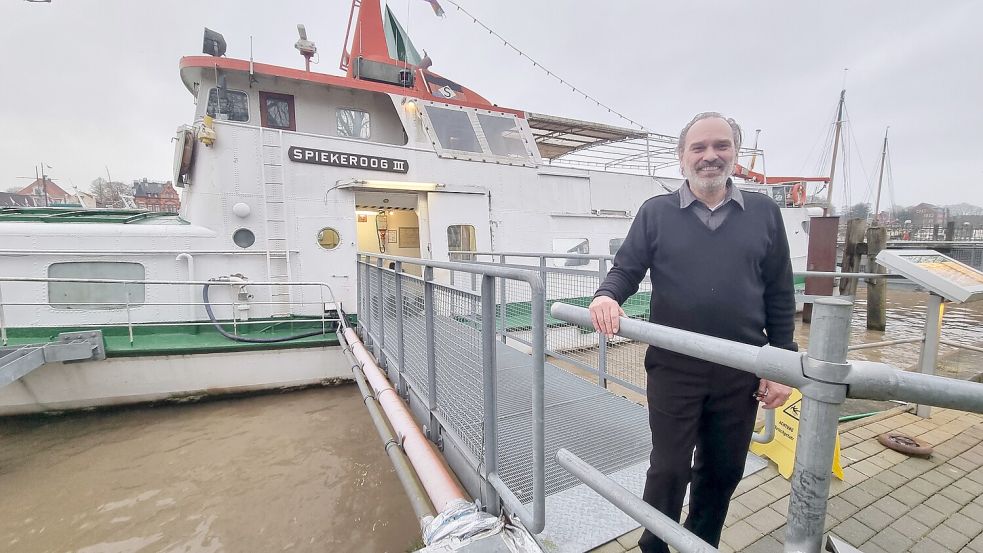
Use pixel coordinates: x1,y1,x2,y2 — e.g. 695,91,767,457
442,0,648,131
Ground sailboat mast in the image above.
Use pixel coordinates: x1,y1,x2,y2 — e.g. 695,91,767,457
824,89,846,216
873,127,889,225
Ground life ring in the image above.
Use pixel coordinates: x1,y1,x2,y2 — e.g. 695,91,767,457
877,432,933,457
789,183,806,207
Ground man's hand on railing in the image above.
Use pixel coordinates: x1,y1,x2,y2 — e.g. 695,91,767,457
589,295,625,338
756,379,792,410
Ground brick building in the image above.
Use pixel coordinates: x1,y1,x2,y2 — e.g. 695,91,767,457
132,179,181,212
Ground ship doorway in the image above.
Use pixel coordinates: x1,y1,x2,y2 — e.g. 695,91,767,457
355,191,422,272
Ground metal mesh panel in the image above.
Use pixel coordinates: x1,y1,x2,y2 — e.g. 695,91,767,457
433,286,485,460
495,361,651,504
400,276,429,398
382,270,398,363
367,264,382,338
544,271,601,358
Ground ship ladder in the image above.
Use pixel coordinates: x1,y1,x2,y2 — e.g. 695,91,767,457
260,129,292,317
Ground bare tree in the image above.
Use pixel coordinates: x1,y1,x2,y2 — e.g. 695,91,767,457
4,186,24,193
90,178,131,208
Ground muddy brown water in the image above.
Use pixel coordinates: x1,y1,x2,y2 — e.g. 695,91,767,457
0,386,421,553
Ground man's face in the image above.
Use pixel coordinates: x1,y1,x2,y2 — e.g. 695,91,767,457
680,117,737,195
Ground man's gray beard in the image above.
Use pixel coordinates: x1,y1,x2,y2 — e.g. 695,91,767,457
691,174,728,195
683,167,729,195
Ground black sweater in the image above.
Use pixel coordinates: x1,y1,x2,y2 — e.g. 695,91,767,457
595,190,796,368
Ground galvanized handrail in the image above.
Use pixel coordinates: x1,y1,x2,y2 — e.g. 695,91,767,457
551,300,983,553
356,252,547,534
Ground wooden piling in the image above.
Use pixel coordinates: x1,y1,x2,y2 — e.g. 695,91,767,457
866,226,888,331
839,218,868,298
803,216,840,323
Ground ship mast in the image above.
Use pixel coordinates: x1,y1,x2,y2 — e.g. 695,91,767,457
873,127,889,225
824,89,846,216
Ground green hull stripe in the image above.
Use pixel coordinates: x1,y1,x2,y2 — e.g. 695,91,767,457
2,317,350,357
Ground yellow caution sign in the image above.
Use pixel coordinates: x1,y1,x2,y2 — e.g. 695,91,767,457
750,388,844,480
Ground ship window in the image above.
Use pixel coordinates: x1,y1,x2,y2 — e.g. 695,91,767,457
447,225,476,254
48,262,146,309
233,228,256,248
317,227,341,250
337,108,371,139
259,91,296,131
206,88,249,122
477,114,527,158
426,106,481,153
609,238,625,255
552,238,589,267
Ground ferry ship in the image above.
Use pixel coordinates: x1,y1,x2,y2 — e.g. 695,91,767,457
0,0,818,415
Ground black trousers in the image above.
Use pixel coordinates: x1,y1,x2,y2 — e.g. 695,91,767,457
638,357,760,553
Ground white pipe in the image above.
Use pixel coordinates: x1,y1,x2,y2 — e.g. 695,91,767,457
176,253,196,320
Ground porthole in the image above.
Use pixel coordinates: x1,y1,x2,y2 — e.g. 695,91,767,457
317,227,341,250
233,228,255,248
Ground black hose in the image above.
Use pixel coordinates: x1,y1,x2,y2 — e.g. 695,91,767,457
202,283,328,343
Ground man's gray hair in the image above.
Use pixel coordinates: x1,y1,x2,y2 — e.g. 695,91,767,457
675,112,742,157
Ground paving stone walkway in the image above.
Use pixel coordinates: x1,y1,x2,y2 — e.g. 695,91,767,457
589,406,983,553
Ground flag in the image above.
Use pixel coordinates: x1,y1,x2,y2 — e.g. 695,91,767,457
421,0,445,17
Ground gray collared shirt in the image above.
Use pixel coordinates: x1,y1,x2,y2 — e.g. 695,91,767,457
678,178,745,231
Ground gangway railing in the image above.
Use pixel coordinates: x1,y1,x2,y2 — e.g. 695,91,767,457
355,253,547,534
450,251,983,411
551,299,983,553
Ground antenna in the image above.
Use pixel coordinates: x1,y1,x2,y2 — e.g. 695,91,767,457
295,24,317,72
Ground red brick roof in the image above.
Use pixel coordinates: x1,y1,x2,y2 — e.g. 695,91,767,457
15,178,70,199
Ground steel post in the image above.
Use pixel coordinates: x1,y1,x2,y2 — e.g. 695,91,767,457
480,274,501,514
916,293,944,418
362,261,373,348
393,261,407,397
374,258,385,364
785,298,852,553
597,257,609,389
423,266,439,441
0,283,7,346
499,254,507,343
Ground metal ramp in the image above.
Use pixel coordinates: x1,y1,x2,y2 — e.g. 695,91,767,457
497,341,766,553
356,255,769,552
387,306,765,552
0,331,106,389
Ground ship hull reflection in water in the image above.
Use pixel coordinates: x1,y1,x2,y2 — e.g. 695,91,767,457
0,386,421,553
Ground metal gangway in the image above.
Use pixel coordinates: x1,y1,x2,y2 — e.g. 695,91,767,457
357,251,983,553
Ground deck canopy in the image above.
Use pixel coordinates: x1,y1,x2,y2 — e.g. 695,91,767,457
528,113,765,176
527,113,680,173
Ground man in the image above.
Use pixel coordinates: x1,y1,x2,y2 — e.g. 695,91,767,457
589,112,796,552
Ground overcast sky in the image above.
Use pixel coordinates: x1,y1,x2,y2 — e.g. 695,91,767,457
2,0,981,209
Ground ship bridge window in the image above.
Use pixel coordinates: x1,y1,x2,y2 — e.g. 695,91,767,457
206,88,249,122
426,106,482,153
337,108,371,139
259,91,296,131
48,262,146,310
477,114,527,158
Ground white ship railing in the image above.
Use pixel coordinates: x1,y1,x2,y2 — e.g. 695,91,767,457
0,277,342,347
